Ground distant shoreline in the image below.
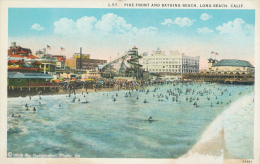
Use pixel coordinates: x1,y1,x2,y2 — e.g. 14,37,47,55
7,86,138,98
7,82,254,98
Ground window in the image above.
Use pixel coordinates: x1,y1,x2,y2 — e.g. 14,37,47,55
17,79,21,82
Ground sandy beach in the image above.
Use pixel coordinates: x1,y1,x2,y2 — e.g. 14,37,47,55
8,85,135,98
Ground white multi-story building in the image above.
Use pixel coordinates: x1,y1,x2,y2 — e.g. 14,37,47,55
139,49,200,74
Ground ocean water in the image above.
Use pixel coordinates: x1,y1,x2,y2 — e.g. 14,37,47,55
7,83,254,158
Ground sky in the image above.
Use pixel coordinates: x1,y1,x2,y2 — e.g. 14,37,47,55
8,8,255,69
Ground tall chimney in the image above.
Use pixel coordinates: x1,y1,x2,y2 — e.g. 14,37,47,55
80,47,82,69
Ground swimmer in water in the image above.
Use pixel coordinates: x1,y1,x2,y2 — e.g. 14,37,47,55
148,116,153,121
113,98,116,101
136,96,139,99
33,107,36,111
144,99,147,103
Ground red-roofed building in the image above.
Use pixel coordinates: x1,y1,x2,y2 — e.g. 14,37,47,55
17,49,27,54
8,42,32,56
32,61,42,69
8,60,25,68
8,42,38,60
32,61,42,65
8,67,41,72
52,55,66,69
26,55,39,59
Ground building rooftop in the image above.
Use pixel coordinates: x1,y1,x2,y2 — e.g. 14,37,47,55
26,55,39,59
8,72,53,79
8,60,25,64
9,54,24,58
32,61,42,65
212,59,254,68
17,50,27,54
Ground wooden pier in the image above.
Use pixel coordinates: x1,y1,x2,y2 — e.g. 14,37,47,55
8,83,60,97
183,73,254,85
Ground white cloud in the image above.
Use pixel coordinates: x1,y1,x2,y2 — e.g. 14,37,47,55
54,17,96,35
216,18,254,35
95,13,133,35
53,13,157,36
197,27,214,34
200,13,212,21
76,16,97,34
136,27,158,34
31,23,45,31
161,17,195,27
161,19,174,26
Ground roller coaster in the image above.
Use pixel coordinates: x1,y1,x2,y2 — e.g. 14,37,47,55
101,46,144,79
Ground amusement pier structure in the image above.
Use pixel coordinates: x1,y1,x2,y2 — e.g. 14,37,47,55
101,46,144,80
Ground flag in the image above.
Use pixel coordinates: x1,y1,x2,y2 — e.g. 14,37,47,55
61,47,65,51
47,45,51,50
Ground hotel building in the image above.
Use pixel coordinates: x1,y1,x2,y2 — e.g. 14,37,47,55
139,48,200,74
